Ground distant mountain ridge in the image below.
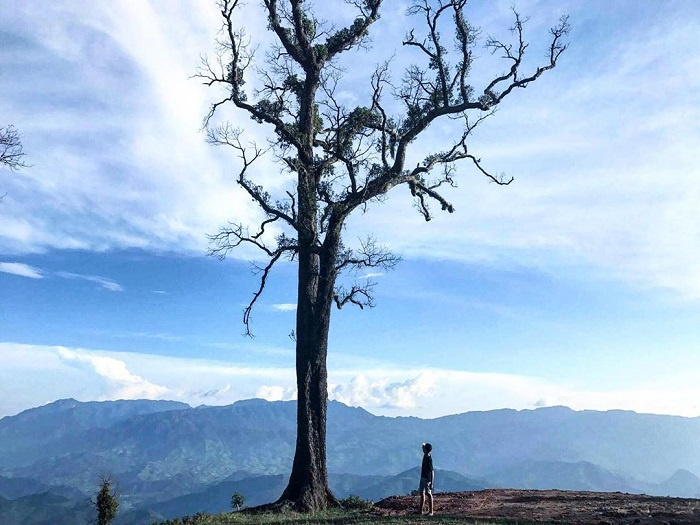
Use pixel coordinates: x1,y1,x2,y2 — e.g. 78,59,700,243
0,398,189,468
489,460,643,493
1,398,700,524
658,468,700,498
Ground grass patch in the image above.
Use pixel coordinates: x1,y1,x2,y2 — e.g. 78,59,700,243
152,508,542,525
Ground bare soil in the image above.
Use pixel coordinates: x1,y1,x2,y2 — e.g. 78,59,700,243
373,489,700,524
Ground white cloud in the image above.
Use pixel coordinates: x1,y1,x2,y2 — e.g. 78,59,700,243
55,271,123,292
534,388,700,421
271,303,297,312
55,346,168,401
0,262,43,279
1,2,698,301
0,1,263,256
330,373,436,410
256,385,296,402
4,342,700,420
327,369,558,417
327,368,700,420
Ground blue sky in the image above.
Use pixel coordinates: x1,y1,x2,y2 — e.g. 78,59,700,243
1,0,699,419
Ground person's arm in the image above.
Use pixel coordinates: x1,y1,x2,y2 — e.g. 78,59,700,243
430,457,435,488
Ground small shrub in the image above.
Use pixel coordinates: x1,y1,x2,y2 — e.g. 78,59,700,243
154,513,208,525
94,476,119,525
181,513,208,524
339,494,373,510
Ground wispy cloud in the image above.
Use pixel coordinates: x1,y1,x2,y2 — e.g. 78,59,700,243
189,384,231,400
271,303,297,312
55,271,123,292
110,331,181,341
0,262,43,279
0,261,124,291
207,341,294,357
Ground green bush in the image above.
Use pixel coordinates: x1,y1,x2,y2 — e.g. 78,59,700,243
338,494,373,510
152,513,208,525
94,476,119,525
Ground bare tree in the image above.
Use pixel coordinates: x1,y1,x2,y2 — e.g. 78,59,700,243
0,125,28,171
1,124,28,200
199,0,569,511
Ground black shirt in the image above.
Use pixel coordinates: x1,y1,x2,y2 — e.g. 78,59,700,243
421,454,433,479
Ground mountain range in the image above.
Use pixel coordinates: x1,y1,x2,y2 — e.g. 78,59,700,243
1,398,700,524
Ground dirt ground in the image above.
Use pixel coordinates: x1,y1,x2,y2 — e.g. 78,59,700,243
373,489,700,524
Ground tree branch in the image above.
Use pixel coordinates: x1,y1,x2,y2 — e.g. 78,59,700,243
0,125,28,171
243,251,283,336
333,283,375,310
484,11,571,104
324,1,382,59
263,0,305,64
208,225,298,336
335,2,568,219
195,1,305,152
207,124,298,228
335,236,400,273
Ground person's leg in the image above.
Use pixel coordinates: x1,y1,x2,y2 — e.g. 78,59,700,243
428,492,434,515
419,491,425,513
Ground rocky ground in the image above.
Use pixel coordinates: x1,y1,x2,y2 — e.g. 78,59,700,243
373,489,700,524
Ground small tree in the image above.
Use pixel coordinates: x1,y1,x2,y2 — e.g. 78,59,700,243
231,492,246,511
200,0,570,512
94,476,119,525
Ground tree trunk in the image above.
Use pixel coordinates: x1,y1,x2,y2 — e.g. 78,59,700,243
278,239,338,511
277,66,342,512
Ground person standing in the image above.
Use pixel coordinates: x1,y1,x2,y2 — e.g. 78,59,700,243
418,442,434,515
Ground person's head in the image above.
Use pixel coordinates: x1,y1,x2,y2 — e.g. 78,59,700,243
422,442,432,454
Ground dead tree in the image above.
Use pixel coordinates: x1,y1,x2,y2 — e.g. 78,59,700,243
199,0,569,512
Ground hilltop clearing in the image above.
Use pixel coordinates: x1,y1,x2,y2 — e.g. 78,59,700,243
374,489,700,524
155,489,700,524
